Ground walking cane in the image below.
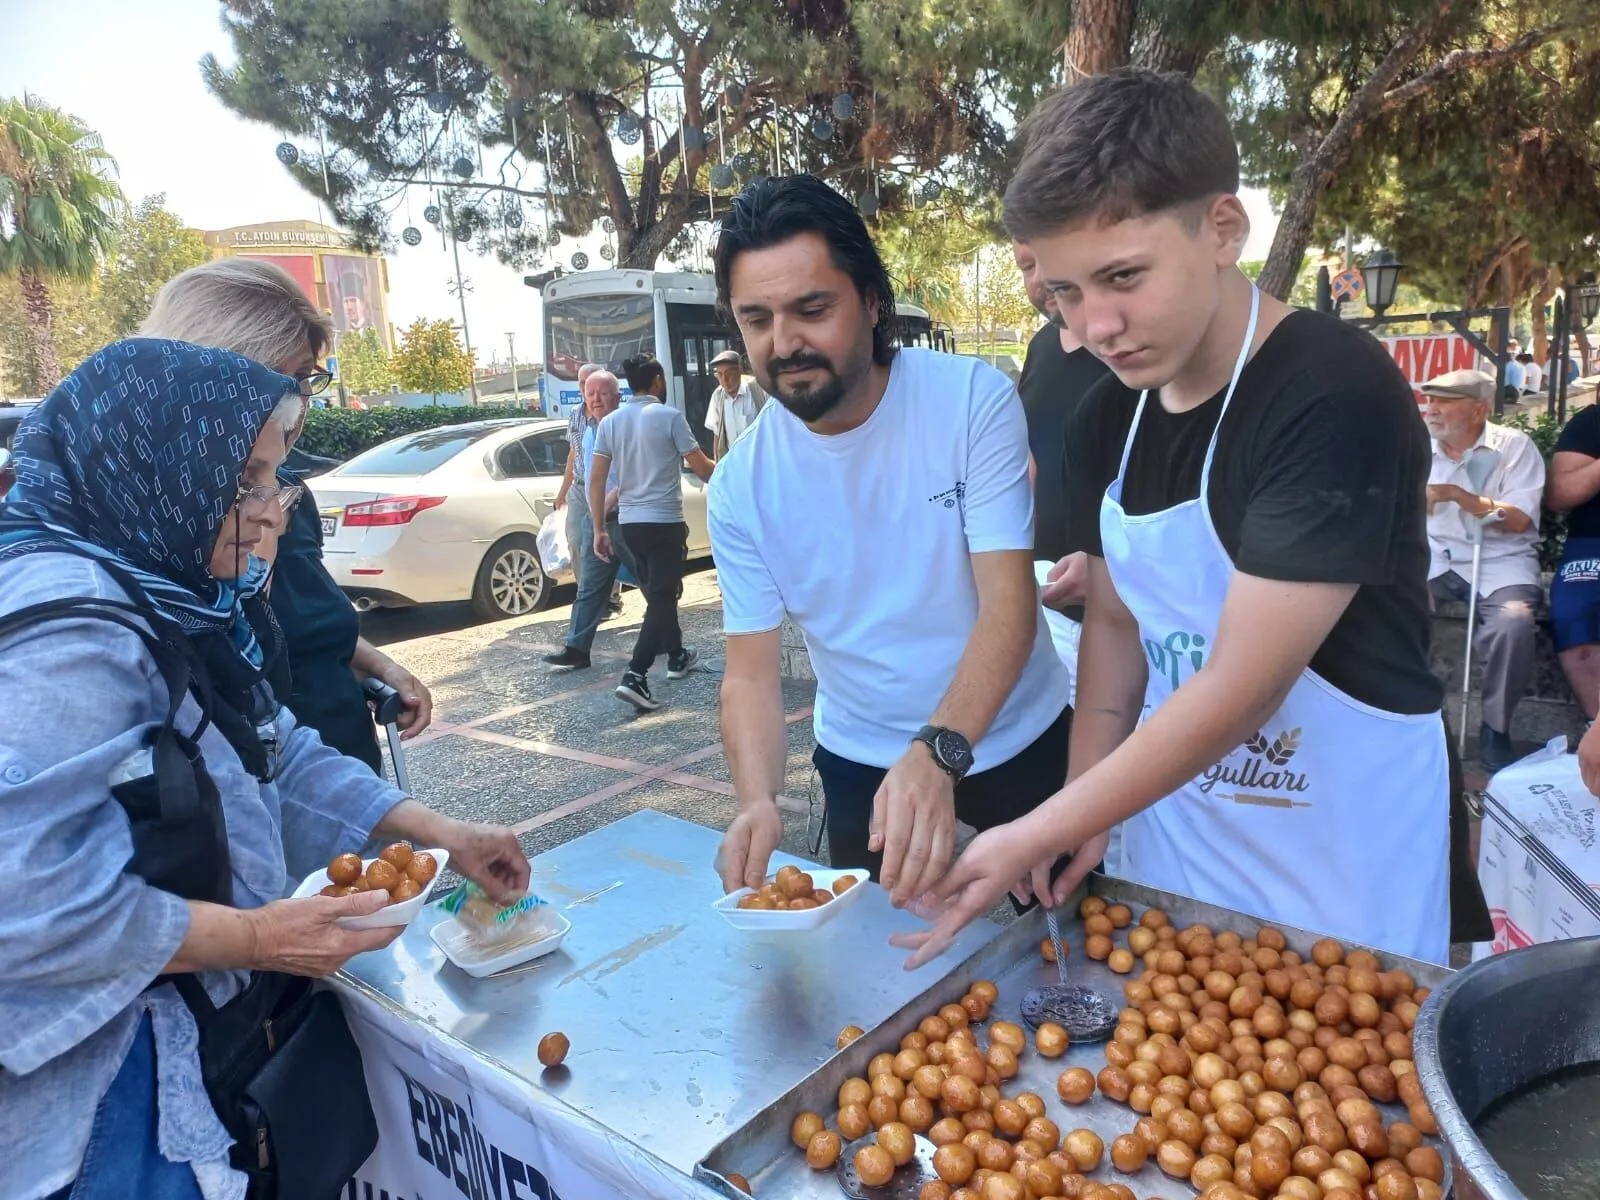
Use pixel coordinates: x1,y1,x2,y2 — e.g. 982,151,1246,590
1457,447,1505,757
361,677,412,794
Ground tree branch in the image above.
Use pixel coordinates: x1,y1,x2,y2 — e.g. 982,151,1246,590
570,90,635,236
1381,23,1575,110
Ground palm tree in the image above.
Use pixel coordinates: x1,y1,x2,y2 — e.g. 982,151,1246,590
0,95,124,387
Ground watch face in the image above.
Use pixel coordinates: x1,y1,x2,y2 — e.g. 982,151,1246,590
935,730,974,772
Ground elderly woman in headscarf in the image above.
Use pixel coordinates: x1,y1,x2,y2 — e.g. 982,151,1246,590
0,339,528,1200
140,257,432,772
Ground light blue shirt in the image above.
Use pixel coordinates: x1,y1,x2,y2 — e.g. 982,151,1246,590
592,398,699,524
0,552,405,1200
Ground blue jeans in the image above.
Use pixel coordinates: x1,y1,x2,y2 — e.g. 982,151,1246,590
564,506,631,654
49,1014,205,1200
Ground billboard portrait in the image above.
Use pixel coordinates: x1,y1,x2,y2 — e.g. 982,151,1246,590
326,254,388,351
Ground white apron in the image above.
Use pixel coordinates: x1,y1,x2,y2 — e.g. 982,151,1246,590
1099,287,1450,964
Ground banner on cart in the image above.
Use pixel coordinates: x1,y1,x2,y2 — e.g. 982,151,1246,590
341,995,619,1200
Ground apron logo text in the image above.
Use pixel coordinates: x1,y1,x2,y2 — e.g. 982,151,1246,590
1198,727,1313,807
1145,630,1208,690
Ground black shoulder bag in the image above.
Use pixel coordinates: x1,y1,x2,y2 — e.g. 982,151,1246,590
0,594,376,1200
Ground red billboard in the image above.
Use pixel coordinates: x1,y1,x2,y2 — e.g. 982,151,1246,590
238,253,318,304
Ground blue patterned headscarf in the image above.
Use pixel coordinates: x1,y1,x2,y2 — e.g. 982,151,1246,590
0,338,300,669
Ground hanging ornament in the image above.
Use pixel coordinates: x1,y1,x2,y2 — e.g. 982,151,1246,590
452,155,474,178
602,216,616,234
572,252,590,270
505,97,527,121
724,82,745,106
683,125,707,151
426,91,452,114
832,94,856,120
600,244,615,262
549,229,563,246
275,142,300,165
919,179,942,202
858,192,880,216
423,204,442,225
453,222,473,242
616,112,643,145
504,207,524,230
402,226,423,246
710,163,736,189
732,152,755,176
810,119,834,141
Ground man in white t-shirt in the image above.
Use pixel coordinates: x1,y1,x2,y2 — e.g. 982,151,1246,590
708,175,1072,909
706,349,767,458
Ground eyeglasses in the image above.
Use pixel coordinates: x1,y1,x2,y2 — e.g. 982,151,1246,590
296,368,334,396
237,478,304,511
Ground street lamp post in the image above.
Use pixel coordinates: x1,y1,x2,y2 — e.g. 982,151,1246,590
1360,248,1403,318
507,332,521,407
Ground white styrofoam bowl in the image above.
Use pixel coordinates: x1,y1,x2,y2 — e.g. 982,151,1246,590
292,847,450,930
431,908,573,978
713,867,872,931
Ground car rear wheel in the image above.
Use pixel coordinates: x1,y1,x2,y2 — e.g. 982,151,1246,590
471,534,551,620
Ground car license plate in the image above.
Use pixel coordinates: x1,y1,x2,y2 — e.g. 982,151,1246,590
320,515,337,538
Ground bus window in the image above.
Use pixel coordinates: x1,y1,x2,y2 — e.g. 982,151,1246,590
543,293,654,411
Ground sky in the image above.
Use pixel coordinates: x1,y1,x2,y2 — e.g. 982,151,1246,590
1,0,1281,365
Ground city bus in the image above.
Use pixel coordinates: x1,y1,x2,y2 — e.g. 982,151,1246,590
534,268,950,449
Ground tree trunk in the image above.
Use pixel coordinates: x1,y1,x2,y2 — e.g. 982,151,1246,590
1063,0,1136,84
1531,268,1557,363
1133,2,1217,77
17,269,63,389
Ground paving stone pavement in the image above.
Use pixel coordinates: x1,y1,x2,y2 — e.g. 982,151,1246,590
359,568,828,877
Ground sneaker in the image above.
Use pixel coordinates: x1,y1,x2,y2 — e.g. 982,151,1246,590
666,648,699,679
543,646,590,672
615,670,660,711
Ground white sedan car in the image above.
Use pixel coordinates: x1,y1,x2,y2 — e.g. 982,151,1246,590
313,417,711,620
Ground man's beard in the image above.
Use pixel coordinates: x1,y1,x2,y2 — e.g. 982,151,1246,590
762,340,873,424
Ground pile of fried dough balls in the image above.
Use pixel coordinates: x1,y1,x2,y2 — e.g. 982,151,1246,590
776,897,1440,1200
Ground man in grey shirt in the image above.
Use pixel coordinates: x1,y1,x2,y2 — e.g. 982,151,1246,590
591,354,715,711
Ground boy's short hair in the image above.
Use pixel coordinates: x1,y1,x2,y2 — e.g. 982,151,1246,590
1004,68,1241,240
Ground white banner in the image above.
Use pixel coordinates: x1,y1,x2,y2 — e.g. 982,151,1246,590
338,987,720,1200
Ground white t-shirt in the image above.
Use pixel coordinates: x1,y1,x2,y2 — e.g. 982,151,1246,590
709,348,1070,770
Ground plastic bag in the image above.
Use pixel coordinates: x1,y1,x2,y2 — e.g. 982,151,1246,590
439,881,564,952
537,510,571,576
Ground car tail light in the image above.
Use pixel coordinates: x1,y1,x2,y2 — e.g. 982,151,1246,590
343,496,446,527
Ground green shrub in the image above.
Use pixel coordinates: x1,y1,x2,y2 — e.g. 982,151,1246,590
296,404,531,461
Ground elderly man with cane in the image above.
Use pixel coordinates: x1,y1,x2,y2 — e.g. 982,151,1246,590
1423,368,1546,770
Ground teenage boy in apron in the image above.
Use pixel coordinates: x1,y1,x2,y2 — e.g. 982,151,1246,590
898,69,1483,970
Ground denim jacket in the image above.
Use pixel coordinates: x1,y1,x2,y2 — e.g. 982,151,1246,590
0,553,406,1199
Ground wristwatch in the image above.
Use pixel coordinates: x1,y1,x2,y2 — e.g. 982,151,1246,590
912,725,975,783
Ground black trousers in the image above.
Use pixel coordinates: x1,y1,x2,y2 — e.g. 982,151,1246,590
618,521,687,675
812,705,1073,878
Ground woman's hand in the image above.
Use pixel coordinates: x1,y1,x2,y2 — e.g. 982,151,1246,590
437,819,531,904
246,891,403,976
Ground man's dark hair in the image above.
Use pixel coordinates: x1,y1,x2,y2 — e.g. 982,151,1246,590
1517,352,1534,364
712,174,897,367
1004,69,1240,241
621,353,665,394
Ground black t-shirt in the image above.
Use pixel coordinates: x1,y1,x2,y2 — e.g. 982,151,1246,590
1064,308,1441,714
1018,323,1113,563
1555,405,1600,540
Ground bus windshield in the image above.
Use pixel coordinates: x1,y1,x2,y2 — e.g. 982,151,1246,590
545,293,655,381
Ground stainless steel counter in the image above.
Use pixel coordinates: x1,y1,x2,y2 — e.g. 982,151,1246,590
698,876,1452,1199
339,810,1001,1179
